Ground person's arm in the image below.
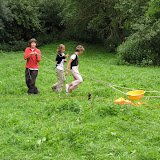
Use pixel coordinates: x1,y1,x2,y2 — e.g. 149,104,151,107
64,53,69,62
56,53,66,61
35,50,41,62
65,59,73,76
65,53,69,58
24,48,35,60
24,48,31,60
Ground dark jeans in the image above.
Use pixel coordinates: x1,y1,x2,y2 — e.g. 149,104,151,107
25,68,39,94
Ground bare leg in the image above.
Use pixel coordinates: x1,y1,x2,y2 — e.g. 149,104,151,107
68,82,73,87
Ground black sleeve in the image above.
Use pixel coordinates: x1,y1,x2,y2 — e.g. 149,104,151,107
56,53,66,64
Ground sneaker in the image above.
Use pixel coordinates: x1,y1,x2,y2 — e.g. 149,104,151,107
34,91,40,95
65,84,69,93
51,85,56,90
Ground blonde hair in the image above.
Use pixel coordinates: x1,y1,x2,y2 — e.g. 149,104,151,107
76,45,85,52
57,44,65,53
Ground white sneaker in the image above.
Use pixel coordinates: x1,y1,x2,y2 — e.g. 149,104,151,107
65,84,69,93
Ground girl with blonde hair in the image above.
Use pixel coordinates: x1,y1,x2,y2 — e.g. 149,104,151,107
52,44,69,92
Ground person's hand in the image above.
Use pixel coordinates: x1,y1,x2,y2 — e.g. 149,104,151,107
34,52,38,58
65,53,69,58
65,71,68,76
64,59,67,62
30,52,37,55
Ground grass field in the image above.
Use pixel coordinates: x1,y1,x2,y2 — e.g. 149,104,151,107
0,41,160,160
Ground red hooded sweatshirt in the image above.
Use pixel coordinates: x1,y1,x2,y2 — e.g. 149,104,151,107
24,47,41,69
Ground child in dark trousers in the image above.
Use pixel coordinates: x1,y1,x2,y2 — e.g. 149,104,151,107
52,44,69,92
24,38,41,95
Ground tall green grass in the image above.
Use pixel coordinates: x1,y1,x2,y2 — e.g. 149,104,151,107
0,42,160,159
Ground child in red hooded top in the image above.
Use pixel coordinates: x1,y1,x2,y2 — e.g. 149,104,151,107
24,38,41,94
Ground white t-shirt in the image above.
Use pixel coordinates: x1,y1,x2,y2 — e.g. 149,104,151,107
71,54,77,60
70,53,78,69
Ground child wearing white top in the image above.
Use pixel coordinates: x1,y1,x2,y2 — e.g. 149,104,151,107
65,45,85,94
52,44,69,92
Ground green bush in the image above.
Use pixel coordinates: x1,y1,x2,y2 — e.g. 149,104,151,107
104,34,121,53
0,0,63,52
0,40,27,52
117,19,160,66
117,39,151,65
36,32,58,47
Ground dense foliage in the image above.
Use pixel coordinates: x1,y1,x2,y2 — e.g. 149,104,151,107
117,0,160,66
0,0,63,51
0,0,160,65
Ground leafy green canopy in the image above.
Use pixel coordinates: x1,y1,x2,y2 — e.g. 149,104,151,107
117,0,160,66
0,0,63,51
0,0,160,65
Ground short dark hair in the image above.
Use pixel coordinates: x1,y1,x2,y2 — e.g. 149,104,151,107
29,38,37,46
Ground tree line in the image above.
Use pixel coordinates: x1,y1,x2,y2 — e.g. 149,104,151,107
0,0,160,65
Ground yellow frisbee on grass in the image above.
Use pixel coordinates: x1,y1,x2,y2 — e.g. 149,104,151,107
127,90,145,100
